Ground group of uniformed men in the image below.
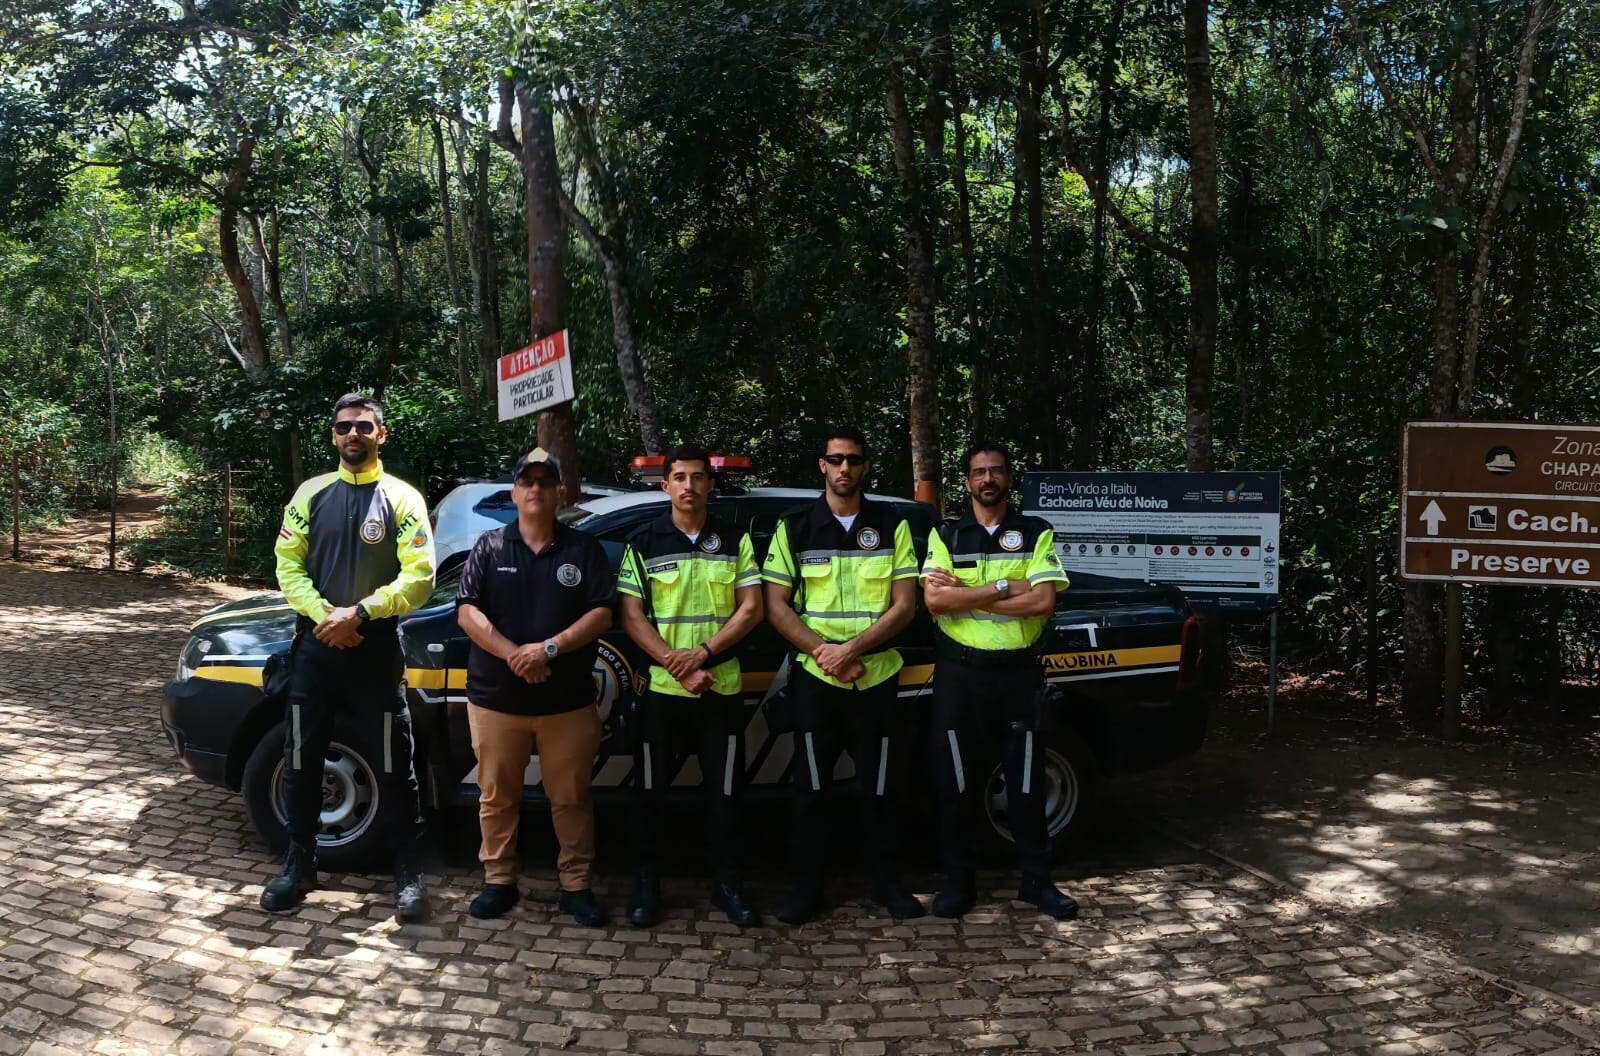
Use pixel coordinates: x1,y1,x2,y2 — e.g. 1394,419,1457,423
262,395,1079,929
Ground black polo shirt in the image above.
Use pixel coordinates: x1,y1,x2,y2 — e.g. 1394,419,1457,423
455,523,614,715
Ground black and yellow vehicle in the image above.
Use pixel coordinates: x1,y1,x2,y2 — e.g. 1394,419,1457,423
161,485,1206,869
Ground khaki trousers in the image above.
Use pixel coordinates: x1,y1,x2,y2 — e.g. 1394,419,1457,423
468,702,602,889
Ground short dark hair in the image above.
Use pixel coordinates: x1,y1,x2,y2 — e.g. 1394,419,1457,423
962,440,1010,475
662,444,713,478
333,393,384,428
822,426,868,458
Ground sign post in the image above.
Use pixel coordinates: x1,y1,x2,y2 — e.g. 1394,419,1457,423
1024,471,1284,729
497,330,575,423
1400,420,1600,735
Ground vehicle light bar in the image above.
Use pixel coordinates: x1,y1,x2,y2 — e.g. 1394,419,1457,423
629,454,752,482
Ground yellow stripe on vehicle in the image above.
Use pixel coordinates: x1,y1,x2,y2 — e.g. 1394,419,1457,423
193,666,265,687
1041,645,1181,675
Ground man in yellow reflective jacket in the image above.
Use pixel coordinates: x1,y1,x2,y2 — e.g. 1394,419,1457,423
617,445,765,928
922,442,1077,920
265,393,436,921
762,427,924,924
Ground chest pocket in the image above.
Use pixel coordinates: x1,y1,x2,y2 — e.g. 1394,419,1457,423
644,561,683,612
701,559,738,614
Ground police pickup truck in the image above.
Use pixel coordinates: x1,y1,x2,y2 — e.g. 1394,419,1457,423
162,485,1205,868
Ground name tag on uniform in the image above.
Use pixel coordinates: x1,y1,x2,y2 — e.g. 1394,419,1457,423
800,556,831,566
646,562,679,575
496,566,518,573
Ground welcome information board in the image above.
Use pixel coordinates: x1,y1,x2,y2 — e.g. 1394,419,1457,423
1022,471,1283,612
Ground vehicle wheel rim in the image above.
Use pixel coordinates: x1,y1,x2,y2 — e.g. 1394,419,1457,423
270,741,379,850
984,746,1080,842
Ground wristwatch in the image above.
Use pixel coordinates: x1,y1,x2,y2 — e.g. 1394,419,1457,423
993,579,1010,595
354,602,371,621
543,639,559,659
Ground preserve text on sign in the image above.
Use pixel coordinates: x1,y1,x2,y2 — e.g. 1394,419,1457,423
1399,420,1600,588
497,330,575,422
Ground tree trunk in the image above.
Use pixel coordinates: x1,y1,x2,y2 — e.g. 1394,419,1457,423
1016,33,1056,466
517,84,582,488
434,116,473,398
567,111,663,455
952,92,988,443
1182,0,1218,473
886,65,941,508
1076,0,1123,471
215,138,270,382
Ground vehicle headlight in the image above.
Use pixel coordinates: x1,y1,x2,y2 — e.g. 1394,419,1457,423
176,637,212,681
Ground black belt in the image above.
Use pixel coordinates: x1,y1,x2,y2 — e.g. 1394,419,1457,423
934,631,1037,671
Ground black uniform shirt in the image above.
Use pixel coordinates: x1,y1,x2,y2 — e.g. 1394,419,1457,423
455,523,614,715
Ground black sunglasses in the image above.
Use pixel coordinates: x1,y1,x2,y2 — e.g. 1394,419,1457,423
333,420,377,436
516,474,560,489
822,453,867,467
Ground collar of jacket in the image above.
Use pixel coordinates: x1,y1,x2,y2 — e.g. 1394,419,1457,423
337,461,384,485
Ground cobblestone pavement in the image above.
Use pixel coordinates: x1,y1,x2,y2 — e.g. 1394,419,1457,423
1,565,1595,1055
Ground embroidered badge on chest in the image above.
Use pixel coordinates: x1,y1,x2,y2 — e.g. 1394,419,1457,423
856,526,881,550
557,563,582,587
999,529,1025,552
359,518,386,544
699,533,722,553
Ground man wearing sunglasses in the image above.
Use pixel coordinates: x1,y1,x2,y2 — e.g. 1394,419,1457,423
265,393,437,921
920,442,1078,920
455,448,615,925
762,427,924,924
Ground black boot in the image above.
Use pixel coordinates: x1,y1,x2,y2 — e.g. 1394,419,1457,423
558,888,608,927
710,878,759,928
931,872,976,919
774,878,824,926
469,883,519,920
1017,875,1079,921
627,872,661,928
395,862,431,924
870,875,926,920
260,844,317,913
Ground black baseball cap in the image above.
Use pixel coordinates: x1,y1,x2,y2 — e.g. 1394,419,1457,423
511,447,562,483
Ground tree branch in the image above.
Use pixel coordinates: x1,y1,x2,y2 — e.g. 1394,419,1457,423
1040,68,1188,264
196,306,248,372
1458,0,1556,414
10,19,288,50
1340,5,1445,190
489,74,520,155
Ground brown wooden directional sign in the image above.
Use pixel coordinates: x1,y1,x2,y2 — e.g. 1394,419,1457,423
1400,420,1600,587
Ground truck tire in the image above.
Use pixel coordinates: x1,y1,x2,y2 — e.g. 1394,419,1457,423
241,718,390,871
981,726,1097,855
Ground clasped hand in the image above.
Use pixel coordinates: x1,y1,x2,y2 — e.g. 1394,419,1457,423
811,641,865,684
506,643,552,684
313,606,363,649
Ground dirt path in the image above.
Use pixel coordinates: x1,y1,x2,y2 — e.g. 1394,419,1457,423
11,486,172,571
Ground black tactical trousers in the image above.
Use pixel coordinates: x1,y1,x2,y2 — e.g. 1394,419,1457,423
280,626,425,859
627,690,747,877
788,665,908,881
929,658,1051,879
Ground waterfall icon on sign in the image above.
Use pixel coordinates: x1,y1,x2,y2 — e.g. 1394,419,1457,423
1468,505,1498,532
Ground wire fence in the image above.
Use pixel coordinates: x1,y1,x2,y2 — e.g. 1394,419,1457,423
5,452,280,582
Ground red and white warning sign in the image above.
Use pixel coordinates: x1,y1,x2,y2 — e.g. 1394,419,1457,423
497,330,575,422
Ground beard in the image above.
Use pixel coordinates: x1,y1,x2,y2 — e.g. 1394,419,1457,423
826,476,861,498
974,485,1009,508
339,441,371,468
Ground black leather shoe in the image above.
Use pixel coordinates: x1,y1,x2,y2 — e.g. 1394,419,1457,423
627,874,660,928
870,877,926,920
469,883,520,920
259,844,317,913
395,869,431,924
1017,877,1079,920
558,888,609,927
931,874,976,919
773,882,823,926
710,881,760,928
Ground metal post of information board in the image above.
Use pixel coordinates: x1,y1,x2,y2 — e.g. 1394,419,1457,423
1267,610,1279,737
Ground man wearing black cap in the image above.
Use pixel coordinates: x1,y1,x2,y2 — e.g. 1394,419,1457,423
455,447,615,925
